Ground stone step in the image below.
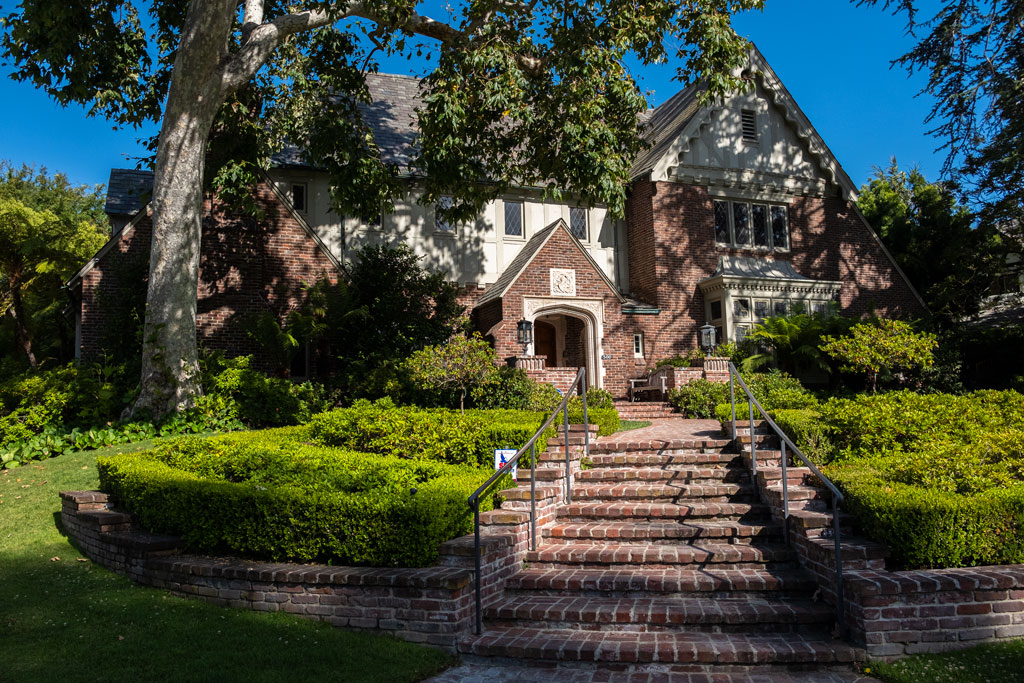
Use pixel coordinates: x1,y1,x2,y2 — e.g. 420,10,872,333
504,567,819,598
587,452,743,467
459,628,861,665
524,542,795,570
543,521,782,545
572,483,758,504
559,502,772,522
484,596,834,634
577,467,750,484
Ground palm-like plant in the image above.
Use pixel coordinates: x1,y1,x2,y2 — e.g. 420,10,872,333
741,306,853,376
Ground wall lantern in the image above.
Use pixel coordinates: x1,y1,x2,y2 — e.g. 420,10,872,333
516,319,534,355
698,323,717,354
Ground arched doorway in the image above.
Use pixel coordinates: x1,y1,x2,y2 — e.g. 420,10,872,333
523,298,605,388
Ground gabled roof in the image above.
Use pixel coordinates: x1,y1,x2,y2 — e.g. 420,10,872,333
629,44,859,200
70,170,343,291
475,219,626,307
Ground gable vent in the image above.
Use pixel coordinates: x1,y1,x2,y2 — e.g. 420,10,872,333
741,110,757,142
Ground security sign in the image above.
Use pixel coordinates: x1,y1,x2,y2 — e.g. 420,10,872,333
494,449,517,482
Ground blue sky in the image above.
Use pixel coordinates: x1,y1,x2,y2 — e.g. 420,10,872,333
0,0,940,191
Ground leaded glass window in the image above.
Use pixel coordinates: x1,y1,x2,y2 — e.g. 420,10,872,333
733,203,751,246
504,200,523,237
771,206,789,249
752,204,769,247
714,201,730,244
569,207,588,241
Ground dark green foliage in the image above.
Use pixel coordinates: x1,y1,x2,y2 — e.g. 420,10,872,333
668,379,729,419
713,370,819,422
470,366,536,410
857,161,1003,323
97,429,496,567
758,389,1024,569
740,307,855,378
202,354,333,427
770,409,835,463
656,349,705,368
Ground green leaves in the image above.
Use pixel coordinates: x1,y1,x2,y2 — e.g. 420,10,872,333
821,319,937,392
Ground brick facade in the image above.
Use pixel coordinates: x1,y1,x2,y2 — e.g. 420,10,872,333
623,180,925,370
77,183,340,367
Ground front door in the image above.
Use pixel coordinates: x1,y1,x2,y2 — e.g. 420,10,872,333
534,320,557,368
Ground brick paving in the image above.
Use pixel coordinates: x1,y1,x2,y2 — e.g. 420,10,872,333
426,659,876,683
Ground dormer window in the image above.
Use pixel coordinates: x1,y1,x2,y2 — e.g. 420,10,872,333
741,110,757,142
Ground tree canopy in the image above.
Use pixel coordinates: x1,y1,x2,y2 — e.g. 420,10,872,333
1,0,767,416
857,159,1005,323
858,0,1024,242
0,163,108,369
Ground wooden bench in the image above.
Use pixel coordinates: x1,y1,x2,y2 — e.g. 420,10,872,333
628,371,668,402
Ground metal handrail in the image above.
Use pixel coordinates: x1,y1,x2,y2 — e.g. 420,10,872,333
466,365,589,635
727,362,847,640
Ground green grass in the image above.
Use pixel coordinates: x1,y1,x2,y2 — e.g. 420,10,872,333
615,420,652,433
0,440,455,683
868,640,1024,682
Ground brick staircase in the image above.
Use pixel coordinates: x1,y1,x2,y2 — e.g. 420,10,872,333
458,424,862,673
613,399,678,421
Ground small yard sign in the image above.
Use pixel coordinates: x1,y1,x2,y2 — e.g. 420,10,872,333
494,449,517,481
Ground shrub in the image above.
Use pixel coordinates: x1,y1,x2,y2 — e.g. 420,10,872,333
821,319,937,392
406,333,498,412
97,430,498,567
829,464,1024,569
668,379,728,418
204,354,333,427
771,409,835,464
470,366,535,410
656,349,704,368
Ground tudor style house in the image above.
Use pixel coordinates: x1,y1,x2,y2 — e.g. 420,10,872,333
68,45,925,397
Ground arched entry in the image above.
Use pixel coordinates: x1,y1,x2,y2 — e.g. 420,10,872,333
523,297,605,389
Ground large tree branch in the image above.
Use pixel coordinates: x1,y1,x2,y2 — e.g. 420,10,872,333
221,2,543,95
242,0,265,37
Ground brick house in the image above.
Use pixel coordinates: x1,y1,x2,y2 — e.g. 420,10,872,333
68,45,925,395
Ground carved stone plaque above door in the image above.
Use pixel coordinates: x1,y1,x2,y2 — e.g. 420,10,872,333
550,268,576,296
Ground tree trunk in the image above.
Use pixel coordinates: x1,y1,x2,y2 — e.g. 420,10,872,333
132,0,237,420
9,284,36,368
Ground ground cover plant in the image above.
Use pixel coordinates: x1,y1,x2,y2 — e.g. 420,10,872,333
1,441,454,683
867,639,1024,683
98,426,500,567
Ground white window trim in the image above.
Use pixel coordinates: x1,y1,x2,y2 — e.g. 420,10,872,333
503,199,526,241
290,182,308,214
633,332,644,359
569,206,589,243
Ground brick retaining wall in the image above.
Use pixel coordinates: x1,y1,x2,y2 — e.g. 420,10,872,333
58,431,590,651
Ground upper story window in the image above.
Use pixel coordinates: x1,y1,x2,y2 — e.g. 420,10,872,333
741,110,757,142
569,206,588,241
435,195,454,233
291,183,307,213
713,199,789,250
504,200,524,237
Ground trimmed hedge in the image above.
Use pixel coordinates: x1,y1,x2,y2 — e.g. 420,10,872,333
828,463,1024,568
97,428,499,567
307,400,619,468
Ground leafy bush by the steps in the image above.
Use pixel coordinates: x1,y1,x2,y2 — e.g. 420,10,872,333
97,428,499,567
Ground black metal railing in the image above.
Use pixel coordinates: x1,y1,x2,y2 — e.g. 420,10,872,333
466,365,589,635
727,362,847,639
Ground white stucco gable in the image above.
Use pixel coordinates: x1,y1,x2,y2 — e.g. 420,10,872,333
643,45,859,201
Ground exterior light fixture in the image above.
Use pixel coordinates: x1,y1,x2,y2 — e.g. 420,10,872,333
516,319,534,355
698,323,717,353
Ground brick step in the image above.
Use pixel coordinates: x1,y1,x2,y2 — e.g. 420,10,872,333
577,467,750,484
586,453,743,467
572,483,758,504
559,502,772,522
615,409,678,417
542,521,782,545
524,542,796,570
766,485,830,503
504,567,819,598
757,467,812,484
516,468,564,483
589,438,732,454
484,596,834,634
735,434,780,446
458,628,861,665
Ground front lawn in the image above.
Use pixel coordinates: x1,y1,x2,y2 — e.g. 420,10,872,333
0,440,454,683
868,640,1024,682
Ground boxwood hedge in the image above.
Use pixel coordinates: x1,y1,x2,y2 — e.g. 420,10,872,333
97,427,501,567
